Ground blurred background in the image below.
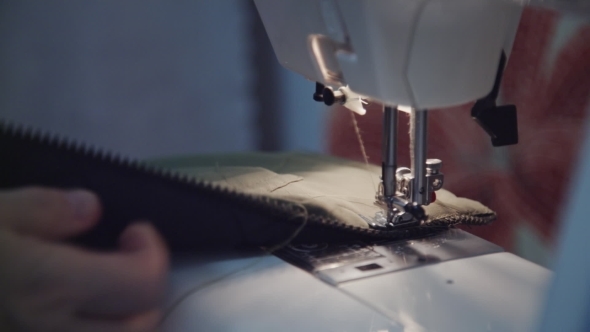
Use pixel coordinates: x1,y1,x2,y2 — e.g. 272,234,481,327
0,0,327,157
1,1,588,268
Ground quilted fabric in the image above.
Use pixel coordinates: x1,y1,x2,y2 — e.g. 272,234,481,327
153,152,496,230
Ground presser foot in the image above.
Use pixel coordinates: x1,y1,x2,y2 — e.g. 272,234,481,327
369,189,425,230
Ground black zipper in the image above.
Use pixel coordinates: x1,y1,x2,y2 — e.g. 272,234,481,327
0,121,495,251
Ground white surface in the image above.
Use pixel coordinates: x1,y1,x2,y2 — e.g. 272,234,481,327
340,85,368,115
165,251,550,331
164,253,397,332
342,253,551,332
254,0,522,109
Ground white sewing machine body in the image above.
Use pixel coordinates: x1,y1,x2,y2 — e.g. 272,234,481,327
164,230,550,331
254,0,522,109
161,1,590,330
255,0,525,226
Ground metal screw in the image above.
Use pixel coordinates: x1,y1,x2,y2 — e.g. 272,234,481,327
433,178,442,189
426,159,442,174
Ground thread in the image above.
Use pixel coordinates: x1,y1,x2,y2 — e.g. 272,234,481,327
350,111,370,166
159,257,263,325
264,205,309,253
350,111,378,193
161,118,373,324
159,203,309,326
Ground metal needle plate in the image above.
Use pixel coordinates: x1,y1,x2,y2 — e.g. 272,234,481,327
274,229,503,285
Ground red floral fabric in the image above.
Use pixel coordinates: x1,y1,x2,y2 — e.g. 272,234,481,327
328,8,590,251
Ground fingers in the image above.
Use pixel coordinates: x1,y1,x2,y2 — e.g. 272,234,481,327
0,187,169,332
0,187,101,240
71,309,162,332
118,309,162,332
1,221,168,332
39,222,169,316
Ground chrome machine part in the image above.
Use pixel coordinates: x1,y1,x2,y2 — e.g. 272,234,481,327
405,109,444,206
276,229,503,285
375,107,445,230
381,106,398,198
397,159,444,204
411,109,429,205
376,106,418,228
426,158,444,193
380,106,404,224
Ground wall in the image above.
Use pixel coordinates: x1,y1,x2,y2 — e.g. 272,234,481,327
0,1,259,159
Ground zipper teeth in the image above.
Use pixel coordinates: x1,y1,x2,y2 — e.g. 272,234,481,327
427,213,497,226
0,121,495,236
0,121,331,225
0,121,283,206
308,213,447,238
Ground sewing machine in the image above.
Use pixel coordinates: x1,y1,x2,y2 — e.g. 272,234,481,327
162,1,589,330
254,0,523,228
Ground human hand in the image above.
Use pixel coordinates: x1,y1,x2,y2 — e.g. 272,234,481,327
0,187,169,332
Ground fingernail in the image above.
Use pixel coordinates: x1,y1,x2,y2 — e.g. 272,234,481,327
66,190,98,222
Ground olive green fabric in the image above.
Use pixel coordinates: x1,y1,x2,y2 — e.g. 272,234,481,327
152,152,495,229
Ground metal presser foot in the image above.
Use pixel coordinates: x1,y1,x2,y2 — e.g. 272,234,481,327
371,106,444,230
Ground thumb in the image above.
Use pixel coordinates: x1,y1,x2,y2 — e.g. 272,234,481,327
0,187,101,239
119,222,168,256
75,222,169,316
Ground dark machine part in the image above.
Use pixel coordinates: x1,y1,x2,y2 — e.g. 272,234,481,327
312,82,346,106
313,82,325,102
471,51,518,147
322,86,346,106
404,202,425,221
